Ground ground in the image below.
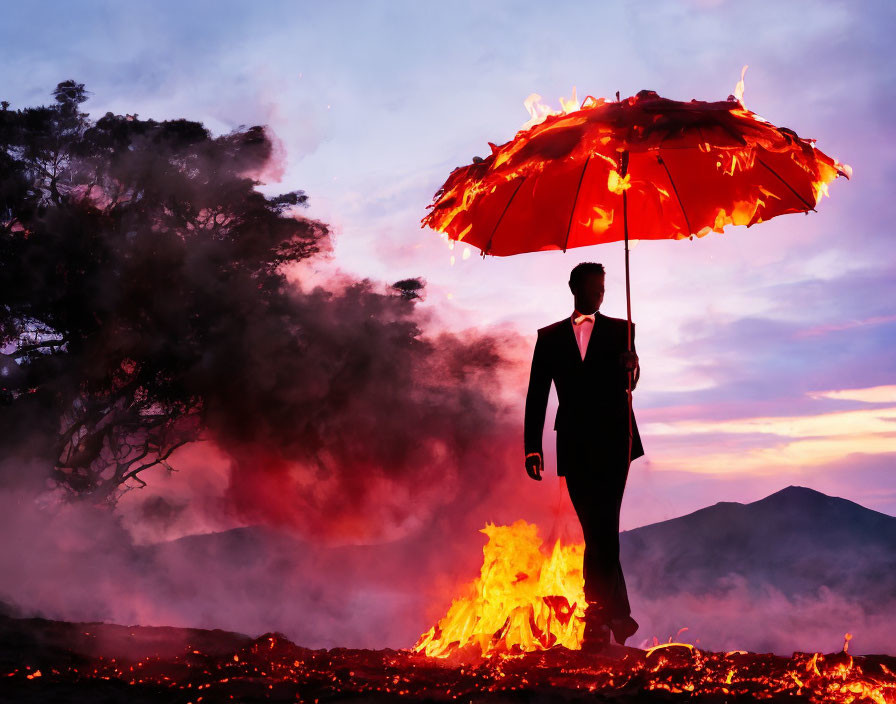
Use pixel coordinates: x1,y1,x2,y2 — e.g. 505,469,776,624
1,613,893,703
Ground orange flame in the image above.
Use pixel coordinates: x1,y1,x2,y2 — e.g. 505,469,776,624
414,520,586,657
411,524,896,702
734,65,748,107
521,87,579,131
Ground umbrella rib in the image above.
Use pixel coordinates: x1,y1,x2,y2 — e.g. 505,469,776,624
757,158,816,211
656,154,693,236
563,155,592,253
484,176,526,256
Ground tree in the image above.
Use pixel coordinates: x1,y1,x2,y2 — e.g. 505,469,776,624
0,81,328,499
0,83,505,529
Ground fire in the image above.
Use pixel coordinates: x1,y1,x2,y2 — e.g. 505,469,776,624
607,169,632,195
414,520,587,657
421,88,851,257
405,523,896,702
733,64,749,107
521,87,580,131
586,204,614,234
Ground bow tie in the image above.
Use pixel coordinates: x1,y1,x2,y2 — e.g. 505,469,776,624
573,313,595,325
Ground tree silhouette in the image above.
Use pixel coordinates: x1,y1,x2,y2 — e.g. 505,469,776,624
0,81,328,499
0,83,506,529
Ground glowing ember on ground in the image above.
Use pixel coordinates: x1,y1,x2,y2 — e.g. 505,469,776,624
4,623,895,703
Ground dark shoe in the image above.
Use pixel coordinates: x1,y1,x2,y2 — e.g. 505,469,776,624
581,621,610,653
608,615,639,646
581,601,610,653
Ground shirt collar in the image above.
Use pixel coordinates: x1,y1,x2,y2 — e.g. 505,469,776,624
572,310,596,325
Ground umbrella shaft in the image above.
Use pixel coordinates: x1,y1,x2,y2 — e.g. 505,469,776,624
622,156,634,469
622,185,632,354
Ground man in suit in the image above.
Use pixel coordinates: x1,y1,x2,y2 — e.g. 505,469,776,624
524,261,644,652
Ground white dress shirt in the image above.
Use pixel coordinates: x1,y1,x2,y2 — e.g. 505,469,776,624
572,310,595,360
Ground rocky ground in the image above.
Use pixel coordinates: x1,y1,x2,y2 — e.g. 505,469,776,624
1,612,894,703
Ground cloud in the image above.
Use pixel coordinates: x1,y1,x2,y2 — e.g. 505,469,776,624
795,315,896,339
640,382,896,475
809,384,896,403
647,402,896,441
637,265,896,412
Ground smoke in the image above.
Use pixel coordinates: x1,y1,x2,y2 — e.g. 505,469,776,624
0,226,541,646
0,85,562,647
0,461,551,650
630,578,895,656
0,83,535,545
0,291,539,647
203,279,520,543
3,452,894,655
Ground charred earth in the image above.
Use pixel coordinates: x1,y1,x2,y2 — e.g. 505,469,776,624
1,610,894,703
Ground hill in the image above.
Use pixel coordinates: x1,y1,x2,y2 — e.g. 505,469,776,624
622,485,896,605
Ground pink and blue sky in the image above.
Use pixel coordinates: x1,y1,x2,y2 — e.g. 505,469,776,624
3,0,893,532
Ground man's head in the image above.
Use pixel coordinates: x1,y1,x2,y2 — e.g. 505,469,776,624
569,262,605,314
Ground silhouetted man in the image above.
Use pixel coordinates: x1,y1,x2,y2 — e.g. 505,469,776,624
524,262,644,652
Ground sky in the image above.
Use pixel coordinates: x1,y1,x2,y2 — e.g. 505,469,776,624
1,0,894,534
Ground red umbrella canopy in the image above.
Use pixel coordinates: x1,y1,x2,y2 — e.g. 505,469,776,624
422,90,851,256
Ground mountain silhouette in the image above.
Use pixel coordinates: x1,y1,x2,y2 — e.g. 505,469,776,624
621,485,896,609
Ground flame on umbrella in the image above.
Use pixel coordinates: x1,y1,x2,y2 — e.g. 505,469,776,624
423,77,851,258
521,87,581,131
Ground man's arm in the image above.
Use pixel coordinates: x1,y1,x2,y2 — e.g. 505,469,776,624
524,330,551,480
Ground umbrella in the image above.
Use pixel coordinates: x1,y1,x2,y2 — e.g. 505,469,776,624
421,85,850,454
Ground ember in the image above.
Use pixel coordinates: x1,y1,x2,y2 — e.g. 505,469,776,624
3,612,894,703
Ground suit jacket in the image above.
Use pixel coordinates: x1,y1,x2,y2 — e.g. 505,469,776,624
524,312,645,476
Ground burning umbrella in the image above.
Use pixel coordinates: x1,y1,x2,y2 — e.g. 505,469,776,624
421,77,850,453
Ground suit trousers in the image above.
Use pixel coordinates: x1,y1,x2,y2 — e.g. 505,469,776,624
559,433,632,620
